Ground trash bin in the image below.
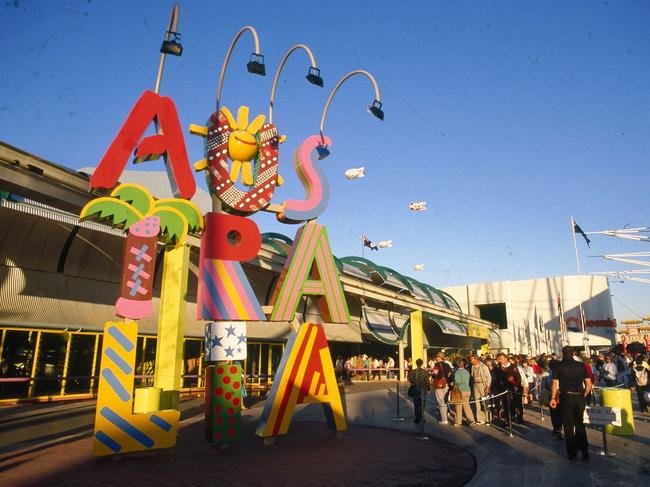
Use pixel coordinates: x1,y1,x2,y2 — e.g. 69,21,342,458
601,387,635,436
133,387,162,413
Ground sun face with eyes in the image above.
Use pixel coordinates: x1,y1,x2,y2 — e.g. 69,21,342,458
221,106,265,186
189,105,285,195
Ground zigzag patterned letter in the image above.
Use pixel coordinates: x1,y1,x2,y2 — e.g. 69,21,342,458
270,221,349,323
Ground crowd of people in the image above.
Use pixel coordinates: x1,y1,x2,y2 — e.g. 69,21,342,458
334,354,398,381
405,348,649,459
335,348,649,460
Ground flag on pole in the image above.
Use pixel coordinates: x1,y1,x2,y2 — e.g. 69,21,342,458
573,220,591,248
363,235,378,251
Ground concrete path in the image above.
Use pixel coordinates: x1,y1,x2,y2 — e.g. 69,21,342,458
290,381,650,487
0,382,648,486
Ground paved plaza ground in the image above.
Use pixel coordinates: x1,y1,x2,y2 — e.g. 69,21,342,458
0,382,648,486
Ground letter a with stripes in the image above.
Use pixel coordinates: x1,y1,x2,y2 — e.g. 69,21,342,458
270,221,350,323
256,323,346,438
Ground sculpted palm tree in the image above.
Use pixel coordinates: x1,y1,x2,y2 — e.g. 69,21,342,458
80,183,203,319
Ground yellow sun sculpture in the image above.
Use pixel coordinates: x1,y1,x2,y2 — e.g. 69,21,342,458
192,105,285,187
222,106,264,186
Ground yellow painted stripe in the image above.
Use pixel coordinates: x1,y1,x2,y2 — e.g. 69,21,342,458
215,260,249,318
263,326,307,435
319,347,346,431
317,383,325,397
278,326,317,434
308,371,321,397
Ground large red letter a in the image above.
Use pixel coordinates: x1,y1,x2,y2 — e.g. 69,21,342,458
90,90,195,199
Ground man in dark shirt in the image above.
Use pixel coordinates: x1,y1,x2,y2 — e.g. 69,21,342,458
550,346,593,460
408,358,431,423
493,353,524,423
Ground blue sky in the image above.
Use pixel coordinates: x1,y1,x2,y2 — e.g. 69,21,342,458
2,0,650,322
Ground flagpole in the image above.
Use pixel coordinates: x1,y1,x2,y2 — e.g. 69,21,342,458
571,216,591,356
571,216,581,274
558,292,568,346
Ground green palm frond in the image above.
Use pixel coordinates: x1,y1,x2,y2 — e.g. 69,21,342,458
79,198,144,229
111,183,154,216
153,206,188,244
154,198,204,234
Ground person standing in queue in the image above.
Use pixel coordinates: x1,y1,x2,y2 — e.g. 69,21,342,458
550,346,593,460
469,355,491,425
494,353,525,424
431,354,453,424
408,358,431,423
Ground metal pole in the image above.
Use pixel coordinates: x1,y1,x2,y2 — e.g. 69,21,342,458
216,26,262,113
89,333,100,395
398,340,405,382
268,44,318,124
59,332,72,396
27,331,42,399
506,390,513,437
571,217,591,355
197,341,204,389
320,70,382,137
393,382,405,421
154,3,180,94
571,217,582,275
597,426,616,456
487,395,493,425
579,303,591,356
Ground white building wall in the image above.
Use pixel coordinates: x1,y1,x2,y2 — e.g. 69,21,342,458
443,275,616,355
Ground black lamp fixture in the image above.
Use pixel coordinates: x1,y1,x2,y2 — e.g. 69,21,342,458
247,53,266,75
160,31,183,56
368,99,384,121
316,142,330,160
306,66,324,87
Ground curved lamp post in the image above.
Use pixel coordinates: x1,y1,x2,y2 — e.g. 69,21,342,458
318,70,384,159
268,44,323,124
154,2,182,94
216,25,265,112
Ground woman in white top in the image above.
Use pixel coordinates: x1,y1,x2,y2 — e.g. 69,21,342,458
600,356,618,387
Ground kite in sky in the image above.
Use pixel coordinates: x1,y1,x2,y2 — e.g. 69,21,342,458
414,264,425,271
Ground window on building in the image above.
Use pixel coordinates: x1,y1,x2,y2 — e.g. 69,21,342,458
66,334,97,394
135,336,157,387
476,303,508,329
182,339,202,388
0,329,37,398
34,332,67,396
